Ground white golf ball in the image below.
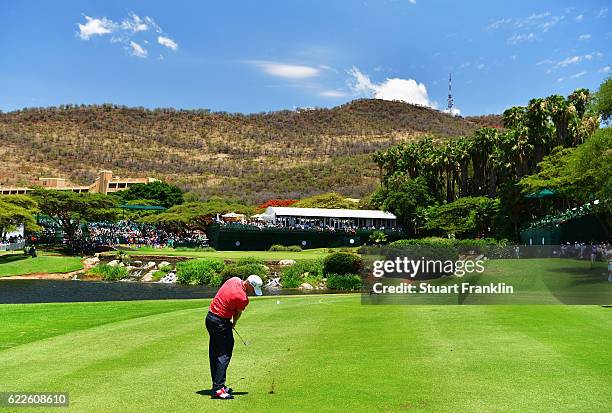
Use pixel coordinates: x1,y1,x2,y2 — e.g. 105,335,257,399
276,300,280,304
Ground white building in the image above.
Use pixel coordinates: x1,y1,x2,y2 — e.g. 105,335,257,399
263,207,397,229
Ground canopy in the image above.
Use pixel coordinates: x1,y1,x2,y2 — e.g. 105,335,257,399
117,204,167,211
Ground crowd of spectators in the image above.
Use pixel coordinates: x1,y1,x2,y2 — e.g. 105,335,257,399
218,219,401,234
0,235,25,251
559,242,611,263
86,221,208,248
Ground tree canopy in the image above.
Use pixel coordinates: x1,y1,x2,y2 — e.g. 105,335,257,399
0,195,40,239
118,181,184,208
293,192,357,209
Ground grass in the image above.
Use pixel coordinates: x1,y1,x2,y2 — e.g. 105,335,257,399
1,294,611,412
0,252,83,277
105,246,341,261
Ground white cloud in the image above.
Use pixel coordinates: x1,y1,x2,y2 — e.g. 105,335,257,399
76,12,176,58
78,16,116,40
536,59,554,66
597,8,608,18
554,53,598,68
486,18,512,30
444,107,461,116
598,65,611,74
158,36,178,51
508,32,536,45
476,63,485,70
557,77,564,82
578,34,591,40
129,41,147,58
347,66,436,109
408,0,416,4
569,71,587,79
250,61,320,78
319,90,346,97
575,14,584,22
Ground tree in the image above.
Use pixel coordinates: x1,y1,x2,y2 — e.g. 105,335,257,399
424,197,501,238
119,181,184,208
0,195,40,239
140,198,254,233
370,176,435,236
293,193,356,209
591,77,612,124
31,190,118,246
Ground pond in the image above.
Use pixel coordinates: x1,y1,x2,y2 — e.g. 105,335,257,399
0,280,342,304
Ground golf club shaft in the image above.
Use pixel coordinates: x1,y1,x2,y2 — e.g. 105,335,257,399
233,327,248,346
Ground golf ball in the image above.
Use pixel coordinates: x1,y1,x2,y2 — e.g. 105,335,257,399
276,300,280,304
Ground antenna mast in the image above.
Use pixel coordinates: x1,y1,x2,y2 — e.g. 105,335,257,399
447,72,454,114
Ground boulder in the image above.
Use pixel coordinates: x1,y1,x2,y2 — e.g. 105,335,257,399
83,257,100,266
300,283,314,290
107,260,120,267
159,261,171,268
142,270,156,282
144,261,157,270
278,259,296,266
133,260,143,265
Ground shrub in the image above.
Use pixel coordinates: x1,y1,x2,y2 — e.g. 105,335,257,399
176,258,225,285
220,263,269,283
281,260,324,288
236,256,265,266
88,264,128,281
323,252,363,276
269,245,302,252
175,246,216,252
326,274,362,291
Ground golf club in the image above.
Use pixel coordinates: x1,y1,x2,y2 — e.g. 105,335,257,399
233,327,249,346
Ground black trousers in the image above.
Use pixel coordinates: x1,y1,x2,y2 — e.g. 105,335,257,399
205,311,234,391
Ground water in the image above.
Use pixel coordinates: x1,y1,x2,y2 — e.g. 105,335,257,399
0,280,341,304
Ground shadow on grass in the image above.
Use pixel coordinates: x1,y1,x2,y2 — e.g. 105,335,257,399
196,389,249,397
0,255,30,265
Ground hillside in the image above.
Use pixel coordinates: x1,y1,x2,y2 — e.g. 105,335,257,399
0,99,498,203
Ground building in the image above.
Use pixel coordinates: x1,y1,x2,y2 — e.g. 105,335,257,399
263,206,397,229
0,170,158,195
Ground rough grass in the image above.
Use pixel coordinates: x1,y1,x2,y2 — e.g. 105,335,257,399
108,247,335,261
0,295,610,412
0,252,83,277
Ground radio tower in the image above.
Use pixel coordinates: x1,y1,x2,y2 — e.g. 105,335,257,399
447,72,454,115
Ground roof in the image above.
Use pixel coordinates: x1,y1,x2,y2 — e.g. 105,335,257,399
265,207,396,220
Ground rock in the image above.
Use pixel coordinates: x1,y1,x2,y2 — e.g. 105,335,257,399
265,277,281,288
278,259,296,266
144,261,157,270
133,260,143,265
119,262,125,267
300,283,314,290
142,270,156,282
158,272,177,284
159,261,171,268
107,260,120,267
83,257,100,266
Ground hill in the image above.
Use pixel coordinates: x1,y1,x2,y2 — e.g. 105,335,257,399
0,99,497,203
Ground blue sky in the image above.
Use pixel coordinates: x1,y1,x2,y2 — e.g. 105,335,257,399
1,0,610,115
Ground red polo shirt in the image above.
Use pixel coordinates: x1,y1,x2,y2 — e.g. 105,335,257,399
209,277,249,319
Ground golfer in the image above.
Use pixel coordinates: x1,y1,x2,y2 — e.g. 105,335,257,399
205,274,263,399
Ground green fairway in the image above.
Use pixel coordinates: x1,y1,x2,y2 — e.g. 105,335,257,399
1,296,610,412
0,252,83,277
108,246,338,260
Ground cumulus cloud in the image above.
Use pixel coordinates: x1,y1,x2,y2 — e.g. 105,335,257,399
599,65,612,74
347,66,438,110
129,41,147,58
158,36,178,51
578,34,591,40
575,14,584,22
78,16,115,40
76,12,177,58
250,61,321,78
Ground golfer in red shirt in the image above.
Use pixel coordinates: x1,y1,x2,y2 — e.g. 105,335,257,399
206,275,263,399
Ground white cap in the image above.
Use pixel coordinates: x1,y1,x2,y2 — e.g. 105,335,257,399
247,274,263,296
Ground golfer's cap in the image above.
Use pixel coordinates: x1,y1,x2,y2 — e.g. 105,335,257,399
247,274,263,296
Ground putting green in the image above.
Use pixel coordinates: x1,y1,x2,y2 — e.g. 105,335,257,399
1,296,611,412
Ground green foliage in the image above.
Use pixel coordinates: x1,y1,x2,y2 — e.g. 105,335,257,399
389,237,508,249
326,274,362,291
293,192,357,209
140,198,253,233
0,195,40,237
280,260,324,288
368,230,388,244
235,256,265,266
269,244,302,252
31,190,117,243
220,263,269,283
591,77,612,124
323,252,363,276
424,197,501,238
88,264,128,281
175,258,225,286
119,181,184,208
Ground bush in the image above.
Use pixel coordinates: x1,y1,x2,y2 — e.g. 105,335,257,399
236,256,265,266
176,258,225,285
281,260,324,288
88,264,128,281
323,252,363,276
175,246,216,252
326,274,362,291
269,244,302,252
219,263,269,283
